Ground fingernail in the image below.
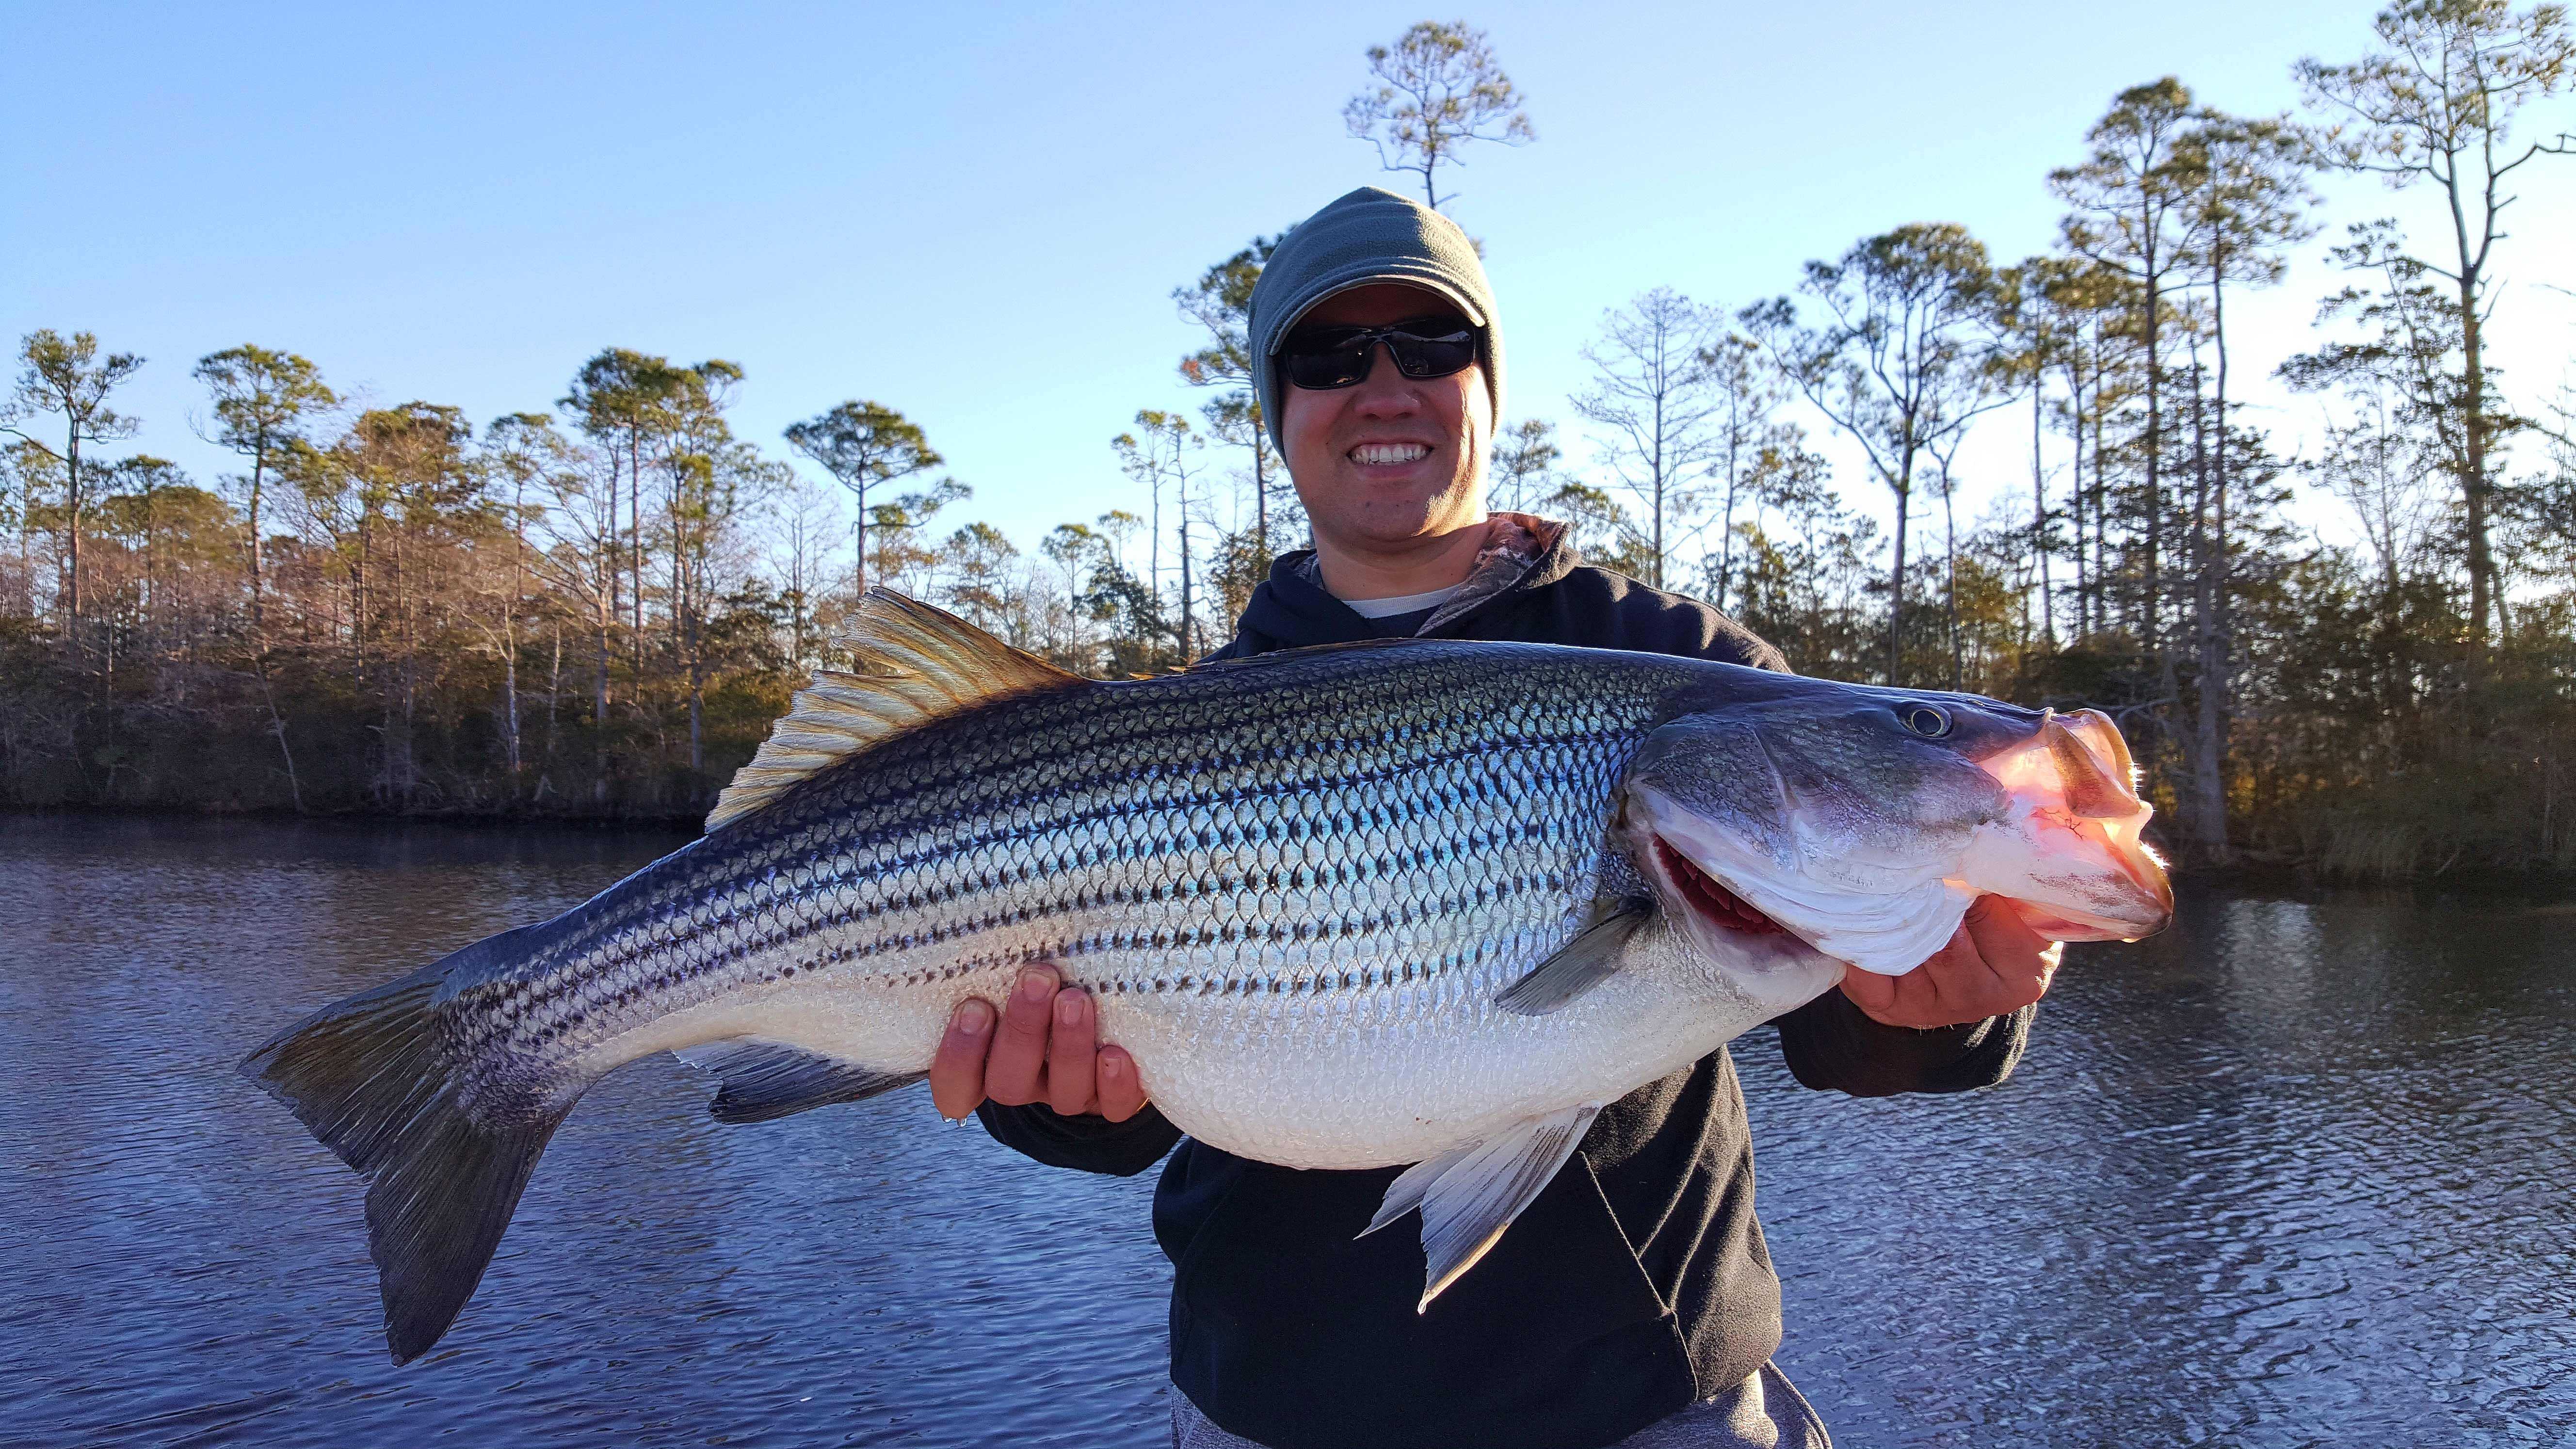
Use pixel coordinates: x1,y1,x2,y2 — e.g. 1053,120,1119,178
1101,1052,1125,1079
1055,988,1087,1027
955,999,992,1034
1018,967,1053,1003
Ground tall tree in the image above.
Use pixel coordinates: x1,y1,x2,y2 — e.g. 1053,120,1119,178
2050,78,2202,652
2174,109,2317,862
1344,20,1534,210
783,400,942,597
1694,332,1799,614
1986,257,2077,645
193,346,337,628
1573,288,1723,590
479,413,561,789
2298,0,2576,645
560,350,691,660
765,470,845,670
1176,235,1290,566
1744,225,2005,683
4,330,144,660
1113,411,1206,659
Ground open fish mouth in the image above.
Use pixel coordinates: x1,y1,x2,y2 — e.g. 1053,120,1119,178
1962,708,2173,940
1650,835,1787,937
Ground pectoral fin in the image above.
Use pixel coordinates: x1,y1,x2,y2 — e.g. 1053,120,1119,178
674,1039,925,1124
1359,1104,1603,1311
1494,900,1649,1015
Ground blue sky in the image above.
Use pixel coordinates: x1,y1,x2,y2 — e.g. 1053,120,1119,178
8,0,2572,555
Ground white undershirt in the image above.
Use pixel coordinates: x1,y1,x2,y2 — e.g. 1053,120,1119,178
1342,582,1468,619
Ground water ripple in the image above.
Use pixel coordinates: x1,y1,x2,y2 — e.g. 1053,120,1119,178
2,817,2569,1447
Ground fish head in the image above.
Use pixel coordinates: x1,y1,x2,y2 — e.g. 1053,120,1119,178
1620,683,2172,978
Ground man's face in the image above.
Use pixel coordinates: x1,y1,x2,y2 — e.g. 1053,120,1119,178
1278,283,1493,555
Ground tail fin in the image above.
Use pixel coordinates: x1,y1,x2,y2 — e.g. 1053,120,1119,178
241,937,570,1364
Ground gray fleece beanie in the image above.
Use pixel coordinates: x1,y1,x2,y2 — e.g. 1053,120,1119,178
1248,186,1505,454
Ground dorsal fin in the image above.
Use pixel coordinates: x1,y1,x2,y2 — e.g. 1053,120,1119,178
706,589,1084,832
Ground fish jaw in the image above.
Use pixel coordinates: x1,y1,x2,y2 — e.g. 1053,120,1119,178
1626,783,1966,980
1958,709,2174,941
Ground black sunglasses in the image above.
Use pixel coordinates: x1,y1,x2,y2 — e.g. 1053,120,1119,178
1277,316,1479,390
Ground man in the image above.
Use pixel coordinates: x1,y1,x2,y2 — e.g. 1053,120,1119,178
925,187,2059,1449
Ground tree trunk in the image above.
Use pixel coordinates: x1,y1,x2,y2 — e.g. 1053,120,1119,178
2141,235,2164,654
501,629,522,784
1253,430,1270,568
2460,272,2495,648
855,476,871,598
1942,465,1962,690
64,425,82,663
593,612,612,807
1886,456,1912,686
2185,356,2226,864
1650,389,1667,589
1177,467,1196,657
2068,353,2090,637
2193,257,2236,864
246,437,268,632
257,654,303,813
2032,377,2053,643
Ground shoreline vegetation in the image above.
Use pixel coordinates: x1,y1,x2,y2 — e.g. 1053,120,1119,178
6,10,2575,881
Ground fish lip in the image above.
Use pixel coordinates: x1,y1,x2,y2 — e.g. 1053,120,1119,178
2018,864,2173,937
1644,831,1788,938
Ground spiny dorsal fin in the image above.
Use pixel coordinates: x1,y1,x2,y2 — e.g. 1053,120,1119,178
706,589,1084,832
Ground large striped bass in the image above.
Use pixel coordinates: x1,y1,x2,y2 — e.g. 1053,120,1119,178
243,591,2172,1364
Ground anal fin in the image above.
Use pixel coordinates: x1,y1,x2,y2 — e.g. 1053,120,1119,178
1358,1103,1603,1311
1494,900,1649,1015
674,1039,925,1124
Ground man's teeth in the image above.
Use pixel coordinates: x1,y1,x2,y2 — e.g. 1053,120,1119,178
1350,442,1431,466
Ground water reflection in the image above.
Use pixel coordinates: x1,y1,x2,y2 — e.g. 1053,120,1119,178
1,817,2568,1446
1754,880,2576,1448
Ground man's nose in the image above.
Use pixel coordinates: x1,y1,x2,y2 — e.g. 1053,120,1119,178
1350,344,1421,415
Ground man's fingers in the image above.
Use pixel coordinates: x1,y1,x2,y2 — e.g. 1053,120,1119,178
1838,964,1899,1015
927,998,994,1120
984,965,1059,1106
1964,895,2061,996
1096,1046,1149,1123
1045,987,1100,1116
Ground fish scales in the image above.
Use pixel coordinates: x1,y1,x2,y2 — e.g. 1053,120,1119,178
465,645,1685,1100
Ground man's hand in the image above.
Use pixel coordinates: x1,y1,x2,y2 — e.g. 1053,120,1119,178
927,963,1151,1123
1837,896,2062,1030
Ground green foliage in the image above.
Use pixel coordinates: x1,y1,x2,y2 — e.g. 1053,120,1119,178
1344,20,1534,210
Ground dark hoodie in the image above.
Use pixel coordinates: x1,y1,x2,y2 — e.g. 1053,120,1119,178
980,516,2031,1449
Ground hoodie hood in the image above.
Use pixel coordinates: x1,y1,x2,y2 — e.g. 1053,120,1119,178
1227,513,1576,655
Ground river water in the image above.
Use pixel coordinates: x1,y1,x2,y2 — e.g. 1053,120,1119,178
0,815,2568,1448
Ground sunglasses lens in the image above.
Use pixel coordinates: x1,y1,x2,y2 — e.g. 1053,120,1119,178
1389,331,1477,379
1282,339,1372,389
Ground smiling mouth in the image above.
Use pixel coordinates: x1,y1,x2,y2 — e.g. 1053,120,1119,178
1654,836,1784,935
1349,441,1432,466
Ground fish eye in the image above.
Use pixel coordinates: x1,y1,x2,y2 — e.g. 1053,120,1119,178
1899,704,1951,738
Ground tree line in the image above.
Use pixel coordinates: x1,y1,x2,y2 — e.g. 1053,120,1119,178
5,5,2575,879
